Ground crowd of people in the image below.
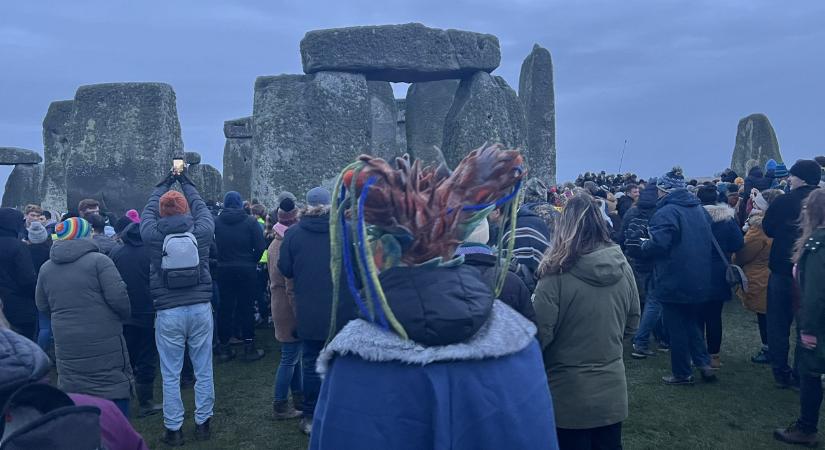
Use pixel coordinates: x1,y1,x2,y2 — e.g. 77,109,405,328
0,150,824,449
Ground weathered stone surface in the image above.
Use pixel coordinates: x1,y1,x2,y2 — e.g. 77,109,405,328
223,117,254,200
395,99,407,154
184,151,201,165
251,72,371,205
730,113,783,176
442,72,527,169
405,80,459,166
300,23,501,82
519,44,556,183
368,81,399,160
187,163,223,204
65,83,184,215
2,164,43,208
0,147,42,165
40,100,73,212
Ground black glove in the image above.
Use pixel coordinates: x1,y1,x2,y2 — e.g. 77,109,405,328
156,171,176,188
178,171,197,188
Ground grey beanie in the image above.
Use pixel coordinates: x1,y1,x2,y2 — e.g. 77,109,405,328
26,222,48,244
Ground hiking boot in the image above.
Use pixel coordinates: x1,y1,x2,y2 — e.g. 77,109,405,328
710,354,722,370
774,422,818,447
292,392,304,412
299,416,313,435
699,366,718,383
273,400,302,420
631,345,656,359
135,383,163,418
195,418,211,441
662,375,695,385
751,348,770,364
242,342,265,362
216,344,236,363
160,428,185,447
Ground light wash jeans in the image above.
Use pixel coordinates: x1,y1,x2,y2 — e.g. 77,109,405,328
273,341,303,402
156,302,214,430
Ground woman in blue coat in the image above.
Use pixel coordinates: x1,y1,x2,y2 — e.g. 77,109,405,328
310,145,558,450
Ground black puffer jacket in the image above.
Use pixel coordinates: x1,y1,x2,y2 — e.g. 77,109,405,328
763,184,819,276
110,222,154,328
379,264,493,347
140,183,215,310
0,208,37,330
462,253,536,324
214,207,266,270
619,182,659,274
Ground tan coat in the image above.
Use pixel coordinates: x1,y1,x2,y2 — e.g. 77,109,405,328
268,229,298,343
734,214,771,314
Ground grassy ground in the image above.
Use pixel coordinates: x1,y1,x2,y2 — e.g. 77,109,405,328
131,301,807,449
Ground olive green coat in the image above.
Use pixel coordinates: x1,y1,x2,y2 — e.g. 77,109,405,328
798,228,825,375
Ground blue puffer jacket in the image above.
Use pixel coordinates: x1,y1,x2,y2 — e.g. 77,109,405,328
310,266,558,450
641,189,715,304
704,204,745,301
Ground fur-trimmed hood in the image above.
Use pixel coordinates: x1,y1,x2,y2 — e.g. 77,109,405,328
703,203,736,223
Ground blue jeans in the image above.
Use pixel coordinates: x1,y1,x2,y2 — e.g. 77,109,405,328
633,297,667,349
662,302,711,379
36,311,52,352
302,340,325,417
273,341,303,402
156,302,215,430
767,272,798,379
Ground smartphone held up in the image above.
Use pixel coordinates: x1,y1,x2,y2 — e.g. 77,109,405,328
172,158,186,175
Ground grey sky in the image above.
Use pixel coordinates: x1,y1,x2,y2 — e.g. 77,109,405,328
1,0,824,198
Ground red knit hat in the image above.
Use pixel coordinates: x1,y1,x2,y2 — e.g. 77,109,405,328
159,191,190,217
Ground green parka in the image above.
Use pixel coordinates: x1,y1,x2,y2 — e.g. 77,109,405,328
798,228,825,375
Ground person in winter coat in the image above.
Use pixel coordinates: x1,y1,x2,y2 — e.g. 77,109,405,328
502,178,555,292
774,189,825,447
622,181,669,357
88,214,116,256
534,195,640,449
214,191,266,362
735,189,783,364
310,146,558,450
697,185,744,369
0,208,37,340
457,219,536,323
268,195,303,420
140,171,216,446
626,167,717,385
762,159,821,388
278,187,358,435
109,221,162,418
738,166,773,225
35,217,132,417
26,221,53,352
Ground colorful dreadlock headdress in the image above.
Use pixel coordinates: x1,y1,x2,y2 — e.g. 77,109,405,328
329,143,526,341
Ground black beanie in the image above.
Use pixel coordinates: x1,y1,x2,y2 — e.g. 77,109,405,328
697,185,718,205
790,159,821,186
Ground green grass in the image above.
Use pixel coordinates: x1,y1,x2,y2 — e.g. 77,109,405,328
131,302,806,449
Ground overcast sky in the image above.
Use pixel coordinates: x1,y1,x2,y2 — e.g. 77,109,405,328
1,0,824,197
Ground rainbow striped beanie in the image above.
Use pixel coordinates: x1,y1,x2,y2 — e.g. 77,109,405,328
55,217,92,240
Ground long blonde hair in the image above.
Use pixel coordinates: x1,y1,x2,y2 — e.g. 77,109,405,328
793,188,825,263
537,194,613,276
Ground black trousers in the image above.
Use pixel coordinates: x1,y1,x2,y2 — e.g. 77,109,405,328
698,301,724,354
757,313,768,346
557,422,622,450
123,324,157,385
217,266,257,344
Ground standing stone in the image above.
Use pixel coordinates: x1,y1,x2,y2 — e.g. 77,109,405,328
300,23,501,82
395,99,407,154
442,72,527,169
184,151,202,165
367,81,399,160
64,83,184,216
519,44,556,184
2,164,43,208
251,72,371,203
223,117,254,200
0,147,42,165
730,113,783,176
187,163,223,204
40,100,73,212
405,80,459,166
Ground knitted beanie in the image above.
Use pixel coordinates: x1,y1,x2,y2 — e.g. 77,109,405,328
790,159,822,186
277,197,299,226
125,209,141,223
159,191,190,217
55,217,91,240
26,221,49,244
657,167,686,192
773,162,789,178
223,191,243,209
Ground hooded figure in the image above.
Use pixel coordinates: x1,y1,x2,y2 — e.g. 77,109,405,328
310,144,558,449
35,218,133,414
0,208,37,340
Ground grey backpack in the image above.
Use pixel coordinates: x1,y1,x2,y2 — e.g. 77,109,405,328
161,232,200,289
